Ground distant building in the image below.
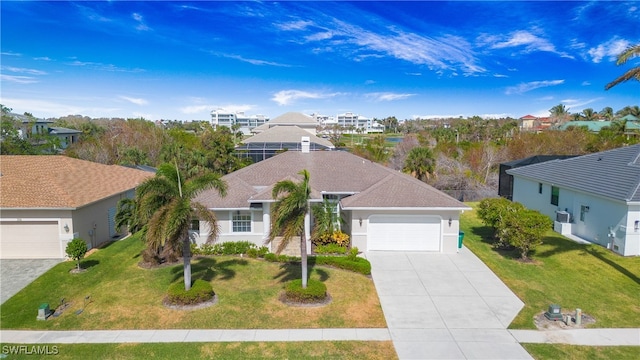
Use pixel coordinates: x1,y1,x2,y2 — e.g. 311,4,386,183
336,112,383,133
12,113,81,150
210,109,269,135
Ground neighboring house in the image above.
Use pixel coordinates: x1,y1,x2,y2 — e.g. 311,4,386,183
0,156,154,259
518,115,537,131
507,145,640,256
558,121,612,133
499,155,578,200
235,125,335,163
194,148,470,255
13,113,82,150
251,112,319,135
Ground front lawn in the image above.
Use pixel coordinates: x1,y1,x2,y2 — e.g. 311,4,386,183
522,344,640,360
461,204,640,329
0,234,385,330
0,342,398,360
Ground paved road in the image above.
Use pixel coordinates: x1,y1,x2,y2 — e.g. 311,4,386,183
367,248,533,359
1,259,62,304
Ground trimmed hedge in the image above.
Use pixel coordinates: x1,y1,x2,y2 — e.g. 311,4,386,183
315,256,371,275
284,279,327,303
166,279,215,305
314,243,347,255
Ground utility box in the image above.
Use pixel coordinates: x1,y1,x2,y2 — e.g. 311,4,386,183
37,303,51,321
544,304,563,321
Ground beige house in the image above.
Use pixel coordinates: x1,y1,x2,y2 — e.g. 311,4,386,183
0,156,154,259
195,149,470,254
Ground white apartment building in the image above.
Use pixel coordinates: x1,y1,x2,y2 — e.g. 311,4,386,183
210,109,269,135
336,112,383,133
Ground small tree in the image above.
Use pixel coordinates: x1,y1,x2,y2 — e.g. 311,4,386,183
477,198,523,247
66,238,88,271
503,209,552,260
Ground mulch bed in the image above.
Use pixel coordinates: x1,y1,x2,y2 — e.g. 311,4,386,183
278,292,332,307
162,294,218,311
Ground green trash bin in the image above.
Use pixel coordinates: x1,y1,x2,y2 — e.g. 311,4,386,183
458,231,465,249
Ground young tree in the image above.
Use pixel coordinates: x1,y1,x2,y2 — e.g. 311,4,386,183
503,209,552,260
66,238,88,271
136,163,227,291
311,198,342,243
402,147,436,182
268,169,312,288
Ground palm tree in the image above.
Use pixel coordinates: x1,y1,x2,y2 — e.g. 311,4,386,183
267,169,312,288
403,147,436,182
137,163,227,291
549,104,569,122
605,44,640,90
582,108,597,121
599,107,614,121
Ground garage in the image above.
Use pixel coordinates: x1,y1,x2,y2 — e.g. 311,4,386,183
0,221,62,259
367,215,441,251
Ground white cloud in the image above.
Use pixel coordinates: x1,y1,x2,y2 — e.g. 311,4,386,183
505,80,564,95
587,38,630,63
0,97,119,118
581,81,591,86
276,20,314,31
119,96,148,106
365,92,415,102
1,51,21,57
364,80,376,85
271,90,338,106
181,104,255,115
560,98,603,111
493,73,508,78
67,60,145,73
132,13,150,31
479,30,572,58
412,114,465,120
2,66,46,75
0,74,38,84
405,72,422,76
223,54,291,67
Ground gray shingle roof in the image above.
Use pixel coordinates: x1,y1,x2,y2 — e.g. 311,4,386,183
196,151,468,210
507,144,640,202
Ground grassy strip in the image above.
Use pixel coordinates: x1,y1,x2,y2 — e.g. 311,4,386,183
522,344,640,360
0,342,397,360
0,234,385,330
461,203,640,329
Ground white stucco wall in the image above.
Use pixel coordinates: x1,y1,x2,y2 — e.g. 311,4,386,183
512,176,637,256
195,209,268,248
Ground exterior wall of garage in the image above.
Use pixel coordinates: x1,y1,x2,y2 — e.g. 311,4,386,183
0,209,73,258
72,192,132,250
349,209,462,253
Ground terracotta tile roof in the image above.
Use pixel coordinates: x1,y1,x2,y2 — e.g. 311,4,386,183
0,155,154,208
195,151,467,210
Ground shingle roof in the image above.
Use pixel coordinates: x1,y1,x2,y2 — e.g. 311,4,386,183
252,112,319,133
0,155,154,208
241,126,334,148
507,144,640,203
195,151,468,210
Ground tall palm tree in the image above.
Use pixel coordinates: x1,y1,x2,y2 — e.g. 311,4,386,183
599,107,614,121
605,44,640,90
137,163,227,291
267,169,312,288
549,104,569,122
582,108,597,121
403,147,436,182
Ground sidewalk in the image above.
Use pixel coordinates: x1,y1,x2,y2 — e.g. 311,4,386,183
0,328,390,344
511,328,640,346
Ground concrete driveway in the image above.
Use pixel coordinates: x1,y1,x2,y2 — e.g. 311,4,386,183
367,248,533,360
1,259,62,304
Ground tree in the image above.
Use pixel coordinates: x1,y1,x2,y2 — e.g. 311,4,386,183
66,238,88,271
402,147,436,182
503,209,552,260
599,107,614,120
582,108,596,121
136,163,227,291
268,169,312,288
311,198,342,243
605,44,640,90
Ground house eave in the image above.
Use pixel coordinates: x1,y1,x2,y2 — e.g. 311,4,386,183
0,207,77,211
341,206,472,211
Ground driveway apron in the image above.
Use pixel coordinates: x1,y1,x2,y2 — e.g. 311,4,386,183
1,259,62,304
367,248,533,360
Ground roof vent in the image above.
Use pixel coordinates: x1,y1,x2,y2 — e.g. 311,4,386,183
301,136,310,153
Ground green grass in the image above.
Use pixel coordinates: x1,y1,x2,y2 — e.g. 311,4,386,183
461,203,640,329
0,234,385,330
0,342,398,360
522,344,640,360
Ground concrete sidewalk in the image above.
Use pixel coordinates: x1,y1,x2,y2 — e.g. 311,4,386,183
0,328,390,344
510,328,640,346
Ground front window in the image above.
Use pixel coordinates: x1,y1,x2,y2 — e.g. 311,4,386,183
538,183,543,194
189,220,200,235
232,212,251,232
551,186,559,206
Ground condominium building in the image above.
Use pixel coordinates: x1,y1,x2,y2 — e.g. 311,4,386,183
210,109,269,135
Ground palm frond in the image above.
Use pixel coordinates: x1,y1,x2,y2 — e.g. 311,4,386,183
192,202,220,244
615,44,640,66
605,68,640,90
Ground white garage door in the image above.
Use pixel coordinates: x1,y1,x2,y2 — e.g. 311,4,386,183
0,221,61,259
368,215,441,251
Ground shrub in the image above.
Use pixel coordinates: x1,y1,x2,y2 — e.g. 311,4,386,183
477,198,524,248
312,230,350,247
257,246,269,257
190,243,201,256
264,253,278,262
166,279,215,305
314,243,347,255
503,209,553,260
347,247,359,261
283,279,327,303
315,255,371,275
65,238,88,271
247,247,259,258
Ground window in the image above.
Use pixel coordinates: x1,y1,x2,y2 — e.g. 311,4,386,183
189,220,200,234
580,205,589,222
551,186,559,206
232,212,251,232
538,183,543,194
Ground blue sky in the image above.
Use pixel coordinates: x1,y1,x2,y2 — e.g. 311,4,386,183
1,1,638,121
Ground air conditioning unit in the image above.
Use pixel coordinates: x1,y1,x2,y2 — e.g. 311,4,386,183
556,211,570,223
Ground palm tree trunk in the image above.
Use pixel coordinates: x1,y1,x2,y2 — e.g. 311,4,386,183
301,233,308,289
183,237,192,291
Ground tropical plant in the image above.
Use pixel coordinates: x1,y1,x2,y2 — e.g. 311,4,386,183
114,198,143,234
605,44,640,90
549,103,569,122
65,238,88,271
582,108,597,121
267,169,312,288
311,198,342,242
599,106,614,120
403,146,436,182
136,163,227,291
